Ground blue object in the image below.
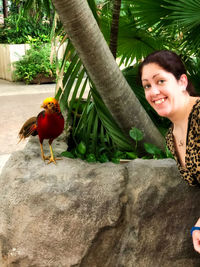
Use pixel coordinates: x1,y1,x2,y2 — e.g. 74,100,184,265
191,226,200,236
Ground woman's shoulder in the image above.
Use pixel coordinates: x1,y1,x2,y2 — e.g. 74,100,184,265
190,97,200,118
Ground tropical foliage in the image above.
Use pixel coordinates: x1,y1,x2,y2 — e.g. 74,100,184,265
7,0,200,162
0,0,54,44
53,0,167,161
55,0,200,162
0,13,51,44
55,39,135,162
132,0,200,56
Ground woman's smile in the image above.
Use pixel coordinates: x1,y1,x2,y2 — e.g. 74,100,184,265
153,97,167,105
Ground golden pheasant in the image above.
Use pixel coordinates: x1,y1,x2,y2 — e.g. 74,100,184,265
19,97,64,164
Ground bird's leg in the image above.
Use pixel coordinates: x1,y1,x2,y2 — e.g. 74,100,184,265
47,140,62,164
48,142,56,164
40,143,50,161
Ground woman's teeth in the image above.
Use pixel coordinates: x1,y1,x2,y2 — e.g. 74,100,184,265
154,98,165,105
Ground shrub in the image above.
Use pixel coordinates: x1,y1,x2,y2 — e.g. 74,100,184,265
13,44,56,84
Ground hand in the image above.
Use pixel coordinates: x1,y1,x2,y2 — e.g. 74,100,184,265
192,218,200,253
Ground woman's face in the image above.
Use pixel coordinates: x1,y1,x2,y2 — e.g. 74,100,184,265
141,63,187,119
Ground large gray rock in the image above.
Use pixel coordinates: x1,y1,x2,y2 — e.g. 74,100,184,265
0,136,200,266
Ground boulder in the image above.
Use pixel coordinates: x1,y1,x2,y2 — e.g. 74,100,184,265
0,137,200,266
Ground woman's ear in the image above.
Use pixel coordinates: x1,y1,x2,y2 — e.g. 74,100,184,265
179,74,188,90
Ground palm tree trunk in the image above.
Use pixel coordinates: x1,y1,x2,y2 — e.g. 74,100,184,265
52,0,165,150
109,0,121,59
3,0,8,19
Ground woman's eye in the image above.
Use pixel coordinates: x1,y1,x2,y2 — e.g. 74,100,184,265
143,84,151,90
158,80,165,85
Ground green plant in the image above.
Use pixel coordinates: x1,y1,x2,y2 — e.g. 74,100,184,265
0,14,51,44
13,44,57,84
61,92,133,163
129,127,173,160
61,111,173,163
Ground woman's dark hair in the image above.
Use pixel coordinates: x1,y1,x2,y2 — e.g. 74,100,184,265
138,50,197,96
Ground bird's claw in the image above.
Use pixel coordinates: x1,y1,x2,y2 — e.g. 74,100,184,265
42,156,62,164
42,155,50,161
47,157,62,164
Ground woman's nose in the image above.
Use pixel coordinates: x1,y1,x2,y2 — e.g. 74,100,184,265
150,85,160,95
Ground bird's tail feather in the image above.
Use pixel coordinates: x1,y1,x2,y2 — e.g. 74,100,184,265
18,117,38,143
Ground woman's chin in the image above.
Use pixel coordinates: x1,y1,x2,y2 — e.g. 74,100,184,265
156,109,170,118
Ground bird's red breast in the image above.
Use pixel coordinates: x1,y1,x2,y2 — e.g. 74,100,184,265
37,110,64,143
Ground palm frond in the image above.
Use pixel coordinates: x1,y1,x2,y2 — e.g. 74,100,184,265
131,0,172,27
90,85,132,150
127,0,200,56
163,0,200,30
117,22,166,65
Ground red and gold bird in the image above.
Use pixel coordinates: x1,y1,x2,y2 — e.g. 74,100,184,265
18,97,64,164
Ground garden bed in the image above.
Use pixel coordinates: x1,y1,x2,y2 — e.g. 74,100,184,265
30,73,56,84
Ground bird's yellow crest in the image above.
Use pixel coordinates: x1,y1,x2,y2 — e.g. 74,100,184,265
41,97,61,112
42,97,58,106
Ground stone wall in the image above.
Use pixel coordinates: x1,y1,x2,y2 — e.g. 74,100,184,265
0,137,200,266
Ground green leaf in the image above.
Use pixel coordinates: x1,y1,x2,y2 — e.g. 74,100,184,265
86,153,97,163
144,143,162,155
142,155,152,159
113,151,126,159
111,158,120,164
99,153,109,163
77,141,86,155
126,151,138,159
61,151,75,158
129,127,144,141
165,146,174,159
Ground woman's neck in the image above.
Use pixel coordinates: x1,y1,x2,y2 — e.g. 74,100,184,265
171,96,197,131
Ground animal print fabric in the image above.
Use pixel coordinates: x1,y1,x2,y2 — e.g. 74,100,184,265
165,99,200,186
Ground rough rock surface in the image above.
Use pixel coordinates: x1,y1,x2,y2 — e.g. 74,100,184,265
0,136,200,266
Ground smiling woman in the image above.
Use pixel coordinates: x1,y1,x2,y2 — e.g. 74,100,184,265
138,50,200,185
139,49,200,254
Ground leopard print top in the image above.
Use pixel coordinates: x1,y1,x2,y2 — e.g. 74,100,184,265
165,98,200,186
